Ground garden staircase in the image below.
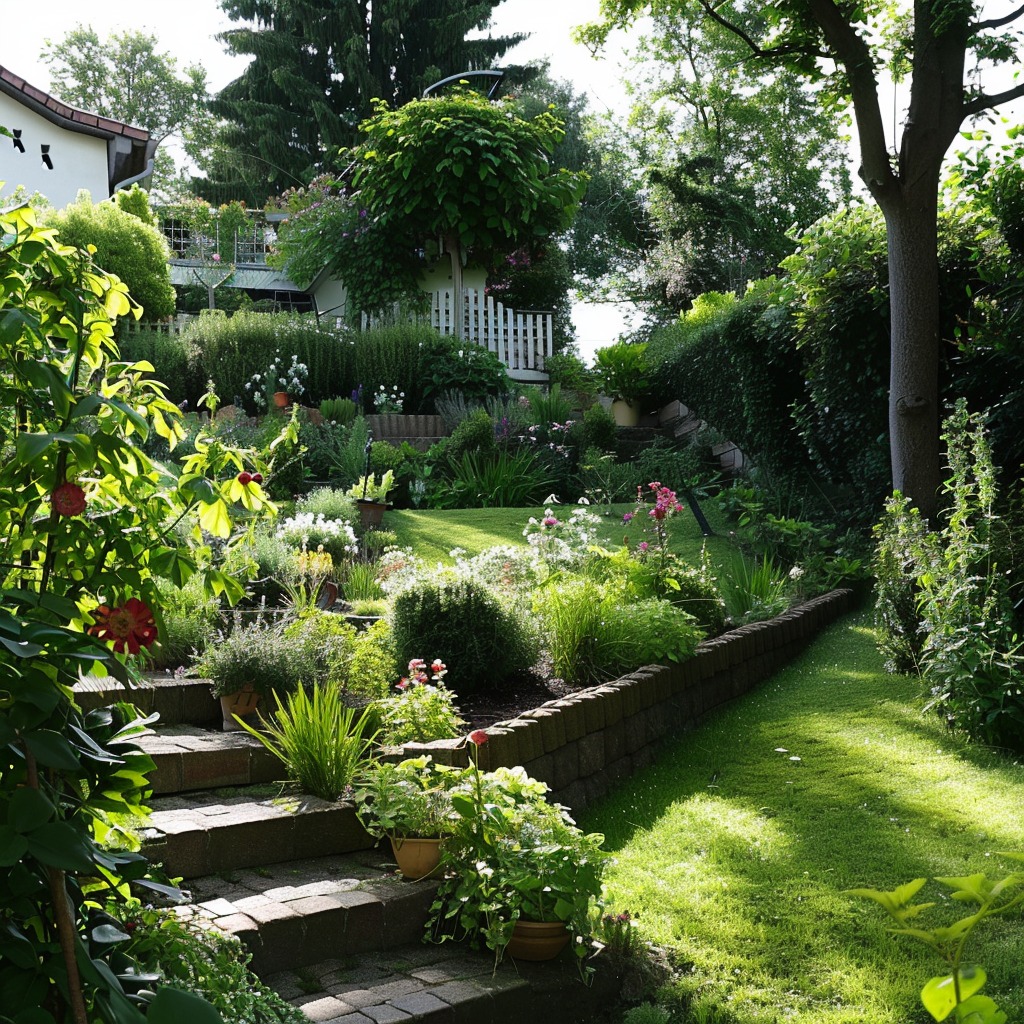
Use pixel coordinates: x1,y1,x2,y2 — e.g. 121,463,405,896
74,674,624,1023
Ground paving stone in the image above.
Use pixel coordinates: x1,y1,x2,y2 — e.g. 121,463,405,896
298,996,358,1021
387,992,453,1018
360,1005,412,1024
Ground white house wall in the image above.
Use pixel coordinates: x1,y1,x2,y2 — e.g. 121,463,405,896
0,91,110,207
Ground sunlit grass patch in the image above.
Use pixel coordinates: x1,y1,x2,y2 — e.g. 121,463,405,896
583,611,1024,1024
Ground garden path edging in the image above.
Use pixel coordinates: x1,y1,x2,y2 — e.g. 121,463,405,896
397,589,853,811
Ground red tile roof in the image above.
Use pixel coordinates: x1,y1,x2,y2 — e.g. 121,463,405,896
0,63,150,142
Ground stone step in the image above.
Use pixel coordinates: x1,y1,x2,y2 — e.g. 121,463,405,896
185,852,437,976
137,726,281,796
143,788,374,880
75,673,219,728
265,940,625,1023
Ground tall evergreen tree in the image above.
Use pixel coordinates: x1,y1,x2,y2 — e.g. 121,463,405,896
203,0,530,200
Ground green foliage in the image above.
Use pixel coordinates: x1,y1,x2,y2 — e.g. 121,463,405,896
113,184,158,226
594,341,650,404
354,756,461,839
110,901,304,1022
443,408,497,463
372,661,466,746
117,326,198,407
46,193,176,320
873,495,930,674
526,383,573,425
346,470,395,504
849,857,1024,1024
883,403,1024,748
390,577,538,695
320,397,357,425
238,681,376,800
196,616,309,698
420,335,510,406
327,415,371,487
545,350,600,404
442,448,556,509
719,554,791,624
581,403,618,453
0,200,265,1021
296,486,356,522
429,761,608,966
537,578,701,686
182,311,355,413
283,609,358,688
147,574,221,671
346,618,397,700
355,322,442,408
342,560,385,602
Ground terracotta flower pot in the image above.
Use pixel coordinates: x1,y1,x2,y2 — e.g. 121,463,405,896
505,919,570,961
357,498,389,530
389,836,442,880
273,391,290,409
219,685,261,732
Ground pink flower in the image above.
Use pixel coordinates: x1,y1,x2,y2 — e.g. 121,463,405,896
396,678,409,691
408,658,426,673
638,541,649,552
467,729,489,746
212,253,221,262
431,659,446,674
542,516,560,527
622,512,634,523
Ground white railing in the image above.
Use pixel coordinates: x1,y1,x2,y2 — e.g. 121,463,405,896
432,289,553,375
361,289,553,377
161,217,274,265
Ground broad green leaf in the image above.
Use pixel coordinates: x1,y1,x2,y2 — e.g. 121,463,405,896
26,822,95,871
847,878,930,920
935,874,992,903
15,433,53,462
955,994,1006,1024
199,498,231,538
922,968,987,1022
8,788,54,832
147,986,224,1024
0,920,39,970
0,826,30,867
23,729,82,770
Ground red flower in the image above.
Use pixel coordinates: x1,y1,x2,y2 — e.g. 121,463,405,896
88,599,158,655
52,482,86,517
396,678,410,691
467,729,489,746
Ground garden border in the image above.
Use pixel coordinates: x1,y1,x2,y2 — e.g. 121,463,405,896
396,589,854,811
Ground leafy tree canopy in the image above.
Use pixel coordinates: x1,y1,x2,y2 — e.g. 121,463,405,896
204,0,534,201
42,25,215,194
580,0,1024,518
272,90,587,317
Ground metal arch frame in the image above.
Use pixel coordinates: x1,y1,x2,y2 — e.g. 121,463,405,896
422,69,506,100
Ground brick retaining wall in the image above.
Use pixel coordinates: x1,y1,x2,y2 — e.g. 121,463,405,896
397,590,853,811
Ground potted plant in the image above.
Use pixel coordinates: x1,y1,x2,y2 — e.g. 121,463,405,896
194,616,306,730
594,341,650,427
347,470,395,529
428,734,609,967
353,755,459,879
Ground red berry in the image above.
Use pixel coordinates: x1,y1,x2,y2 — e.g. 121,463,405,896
252,472,264,484
237,471,252,485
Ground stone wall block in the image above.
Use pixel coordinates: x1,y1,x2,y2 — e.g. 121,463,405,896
506,719,543,765
577,732,606,777
552,698,587,741
604,720,626,764
527,752,555,787
581,693,606,733
551,741,580,791
592,686,623,725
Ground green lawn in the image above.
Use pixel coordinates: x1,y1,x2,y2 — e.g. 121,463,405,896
580,612,1024,1024
386,500,736,568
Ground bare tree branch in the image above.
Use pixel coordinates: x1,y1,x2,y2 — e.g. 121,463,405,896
971,3,1024,33
695,0,830,61
963,79,1024,116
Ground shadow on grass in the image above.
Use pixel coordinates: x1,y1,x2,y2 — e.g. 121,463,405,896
580,611,1024,1024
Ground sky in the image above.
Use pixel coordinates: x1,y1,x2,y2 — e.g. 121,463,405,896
11,0,640,356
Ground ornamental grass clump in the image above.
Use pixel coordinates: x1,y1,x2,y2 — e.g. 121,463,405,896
237,681,377,800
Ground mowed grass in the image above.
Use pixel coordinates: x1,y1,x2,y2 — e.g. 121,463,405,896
580,613,1024,1024
387,500,736,568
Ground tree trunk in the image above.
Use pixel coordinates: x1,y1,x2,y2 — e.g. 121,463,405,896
880,182,943,520
443,232,464,340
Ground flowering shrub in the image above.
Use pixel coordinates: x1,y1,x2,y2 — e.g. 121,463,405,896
522,505,602,569
276,511,357,563
244,350,309,409
373,658,466,745
374,384,405,413
0,200,270,1020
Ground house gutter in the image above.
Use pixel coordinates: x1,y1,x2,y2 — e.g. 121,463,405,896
112,158,155,193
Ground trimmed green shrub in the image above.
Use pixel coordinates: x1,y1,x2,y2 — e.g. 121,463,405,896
46,193,176,320
182,311,356,412
347,619,396,701
581,402,617,453
354,322,439,412
390,577,538,695
443,408,496,464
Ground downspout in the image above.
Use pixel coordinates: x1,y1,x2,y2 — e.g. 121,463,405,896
112,158,155,194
